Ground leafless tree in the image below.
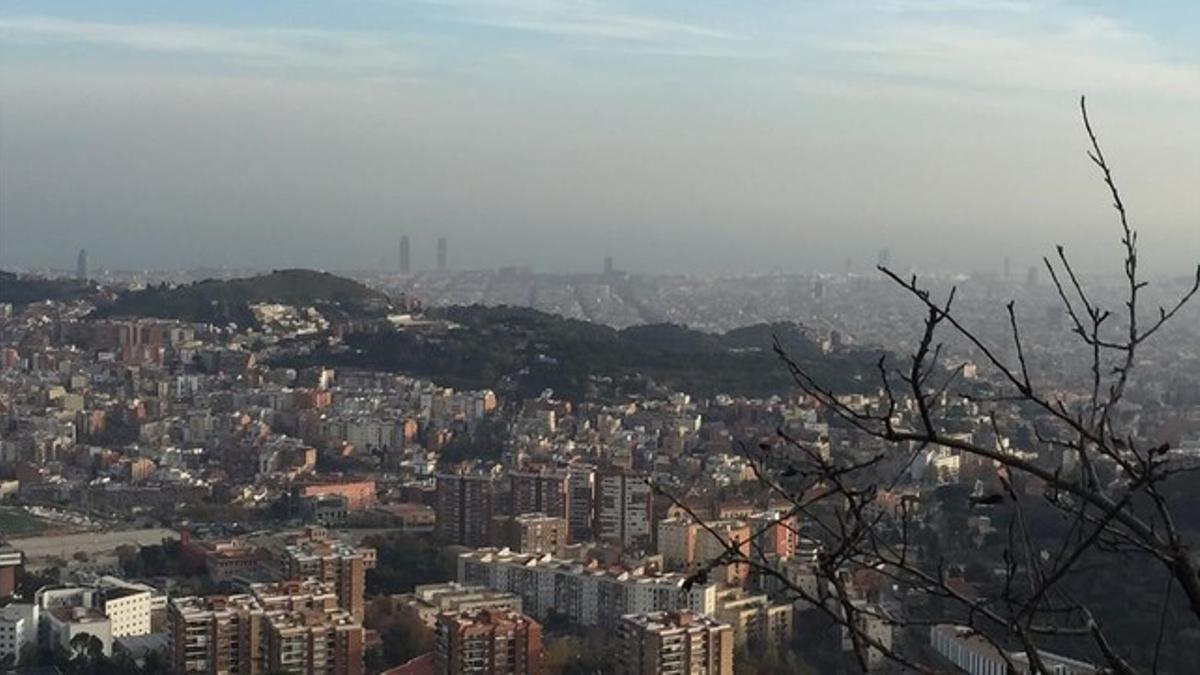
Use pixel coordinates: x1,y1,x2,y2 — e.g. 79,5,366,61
654,97,1200,674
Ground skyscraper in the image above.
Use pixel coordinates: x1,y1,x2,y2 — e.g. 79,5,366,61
604,256,614,276
877,247,891,269
399,236,411,275
76,248,88,281
437,237,448,273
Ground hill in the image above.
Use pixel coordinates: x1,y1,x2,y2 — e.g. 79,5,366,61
90,269,392,327
274,304,883,400
0,270,98,305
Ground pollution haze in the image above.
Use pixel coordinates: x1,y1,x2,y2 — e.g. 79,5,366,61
1,1,1199,276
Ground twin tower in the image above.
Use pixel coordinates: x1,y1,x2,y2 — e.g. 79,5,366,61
398,236,446,274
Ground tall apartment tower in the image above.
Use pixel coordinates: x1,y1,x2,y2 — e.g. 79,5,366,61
435,608,543,675
566,468,596,543
76,248,89,281
437,237,448,273
510,470,568,518
278,529,377,622
399,236,411,275
596,468,653,550
616,611,734,675
436,471,496,547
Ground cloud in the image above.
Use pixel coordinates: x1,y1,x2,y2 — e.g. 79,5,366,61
0,15,413,74
869,0,1034,13
423,0,741,44
811,14,1200,103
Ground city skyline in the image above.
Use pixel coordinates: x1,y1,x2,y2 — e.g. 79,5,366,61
4,3,1200,674
1,1,1198,275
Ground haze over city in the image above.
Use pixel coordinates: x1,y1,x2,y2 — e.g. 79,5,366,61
2,0,1199,275
6,3,1200,675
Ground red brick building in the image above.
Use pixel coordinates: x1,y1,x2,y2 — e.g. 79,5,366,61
435,608,543,675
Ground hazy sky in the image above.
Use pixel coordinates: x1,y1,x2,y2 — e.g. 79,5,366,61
1,1,1198,276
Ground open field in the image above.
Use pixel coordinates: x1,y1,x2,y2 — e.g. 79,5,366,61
0,508,49,538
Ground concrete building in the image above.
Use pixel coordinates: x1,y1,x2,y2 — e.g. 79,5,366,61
656,518,695,570
615,611,733,675
436,470,498,548
36,583,152,638
167,594,264,674
565,468,596,543
657,518,751,585
509,513,567,556
929,624,1098,675
0,604,38,665
393,583,523,628
841,600,893,671
297,480,377,511
746,511,799,559
435,608,543,675
596,469,653,550
168,581,365,675
279,529,376,621
182,534,266,582
99,587,154,637
713,588,793,649
45,606,113,657
509,470,569,521
457,548,716,629
0,546,20,600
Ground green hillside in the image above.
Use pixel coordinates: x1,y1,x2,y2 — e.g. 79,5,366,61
275,304,881,401
91,269,391,326
0,270,98,305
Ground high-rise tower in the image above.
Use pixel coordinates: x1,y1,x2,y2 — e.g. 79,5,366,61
398,236,411,275
437,237,448,273
76,248,88,281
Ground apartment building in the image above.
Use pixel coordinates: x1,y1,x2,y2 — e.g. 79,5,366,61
392,583,524,628
168,580,365,675
596,470,653,550
615,611,734,675
36,583,152,638
436,470,498,547
0,604,37,666
565,468,596,544
713,588,793,649
435,608,543,675
279,529,376,621
457,548,716,629
929,624,1098,675
657,518,751,585
509,513,567,556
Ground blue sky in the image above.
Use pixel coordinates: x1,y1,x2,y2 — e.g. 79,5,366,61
1,1,1198,273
